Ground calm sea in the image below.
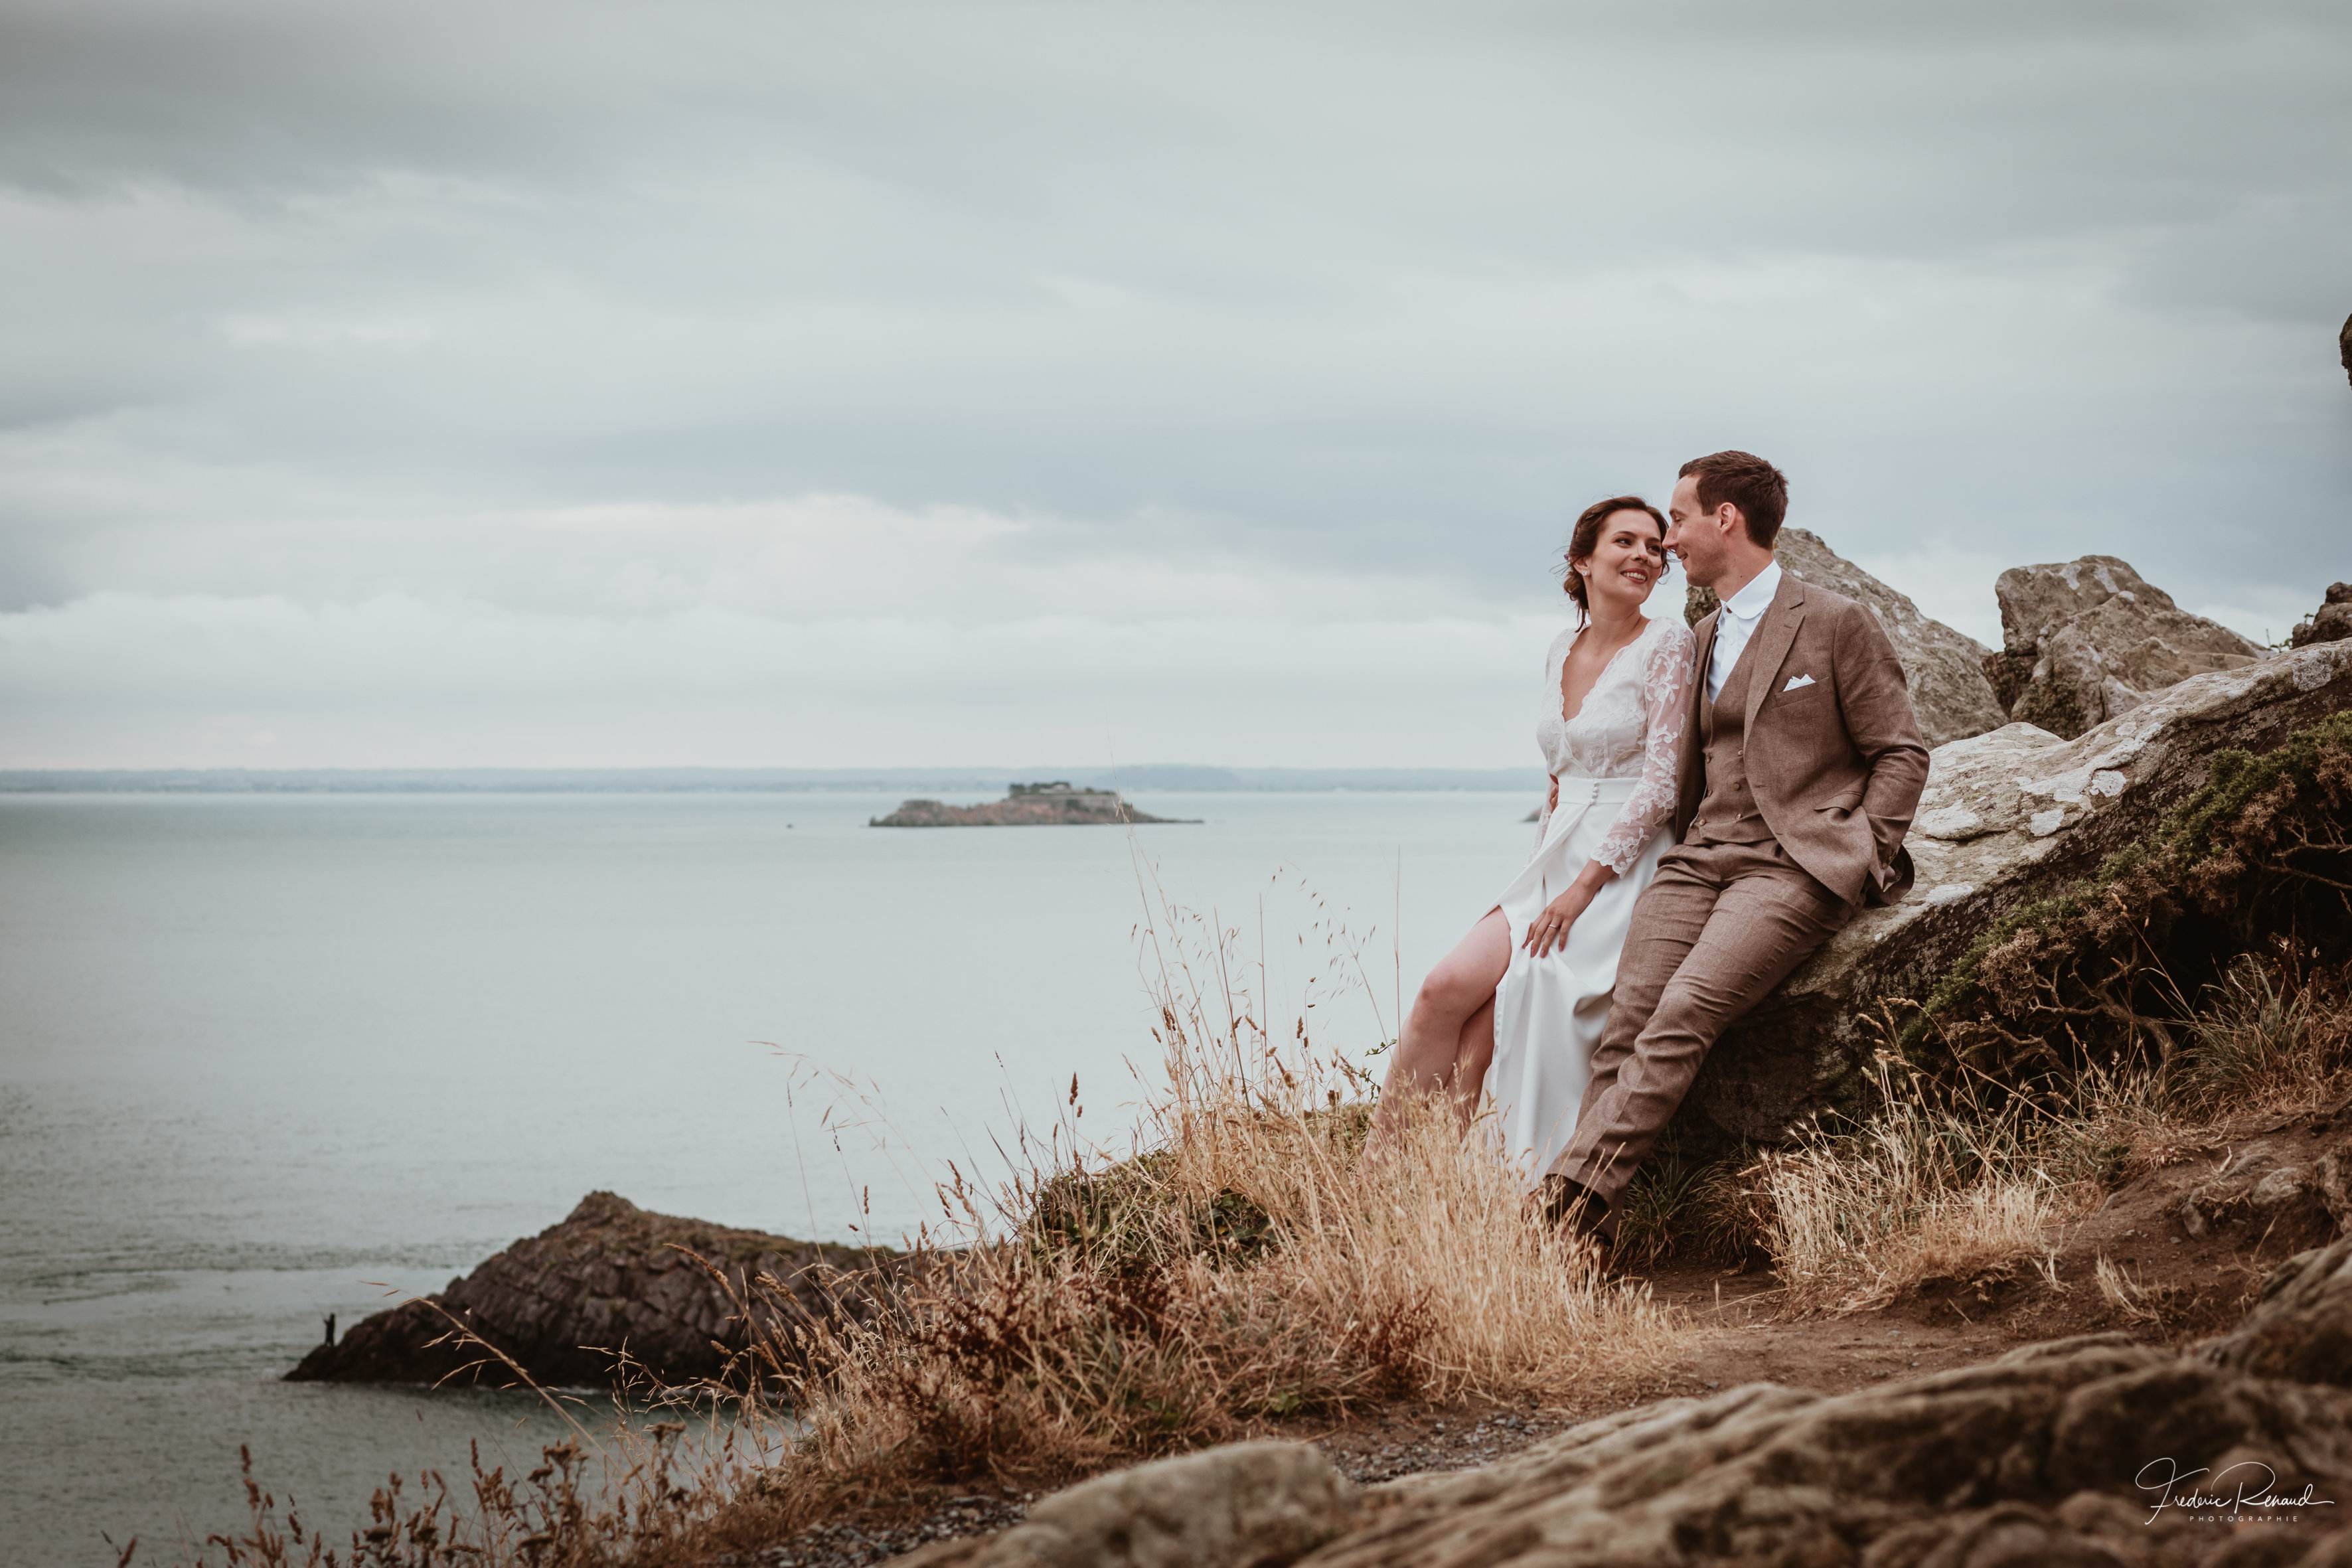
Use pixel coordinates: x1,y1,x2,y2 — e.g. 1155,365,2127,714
0,789,1530,1567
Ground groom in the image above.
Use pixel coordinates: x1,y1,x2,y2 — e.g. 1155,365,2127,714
1541,450,1930,1250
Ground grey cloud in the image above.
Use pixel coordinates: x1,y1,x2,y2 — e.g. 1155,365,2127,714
5,3,2341,248
0,1,2346,763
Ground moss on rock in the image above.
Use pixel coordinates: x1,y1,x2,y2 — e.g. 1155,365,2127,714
1898,710,2352,1093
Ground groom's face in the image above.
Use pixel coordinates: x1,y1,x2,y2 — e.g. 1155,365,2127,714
1665,475,1730,588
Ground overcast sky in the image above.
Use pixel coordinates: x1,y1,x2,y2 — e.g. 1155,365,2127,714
1,0,2346,769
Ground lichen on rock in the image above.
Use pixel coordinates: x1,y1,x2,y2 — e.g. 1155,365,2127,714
1896,702,2352,1087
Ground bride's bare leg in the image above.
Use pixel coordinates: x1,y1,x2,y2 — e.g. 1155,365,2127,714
1368,908,1511,1146
1450,994,1496,1127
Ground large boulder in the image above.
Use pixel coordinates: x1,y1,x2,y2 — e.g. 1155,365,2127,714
906,1330,2352,1567
896,1443,1361,1568
1668,637,2352,1156
286,1191,904,1388
1302,1336,2352,1567
2205,1235,2352,1389
2292,583,2352,649
1983,555,2263,740
1682,528,2005,749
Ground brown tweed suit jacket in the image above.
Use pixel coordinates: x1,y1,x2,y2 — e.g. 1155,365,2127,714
1682,571,1930,905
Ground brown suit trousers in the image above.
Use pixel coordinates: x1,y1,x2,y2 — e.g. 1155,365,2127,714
1548,838,1851,1235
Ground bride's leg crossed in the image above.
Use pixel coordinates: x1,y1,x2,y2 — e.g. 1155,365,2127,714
1450,994,1496,1125
1377,908,1510,1125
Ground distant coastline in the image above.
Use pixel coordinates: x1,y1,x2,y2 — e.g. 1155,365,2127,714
0,764,1547,795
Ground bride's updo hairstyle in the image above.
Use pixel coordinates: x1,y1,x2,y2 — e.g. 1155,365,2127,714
1562,495,1669,627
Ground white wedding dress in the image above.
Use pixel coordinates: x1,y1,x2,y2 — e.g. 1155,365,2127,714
1486,613,1694,1191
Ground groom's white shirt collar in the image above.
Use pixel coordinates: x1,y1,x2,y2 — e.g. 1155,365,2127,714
1705,558,1784,704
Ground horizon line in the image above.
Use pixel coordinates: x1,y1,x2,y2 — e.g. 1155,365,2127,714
0,762,1551,795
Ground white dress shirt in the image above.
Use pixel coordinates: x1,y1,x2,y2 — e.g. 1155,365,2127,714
1705,559,1783,705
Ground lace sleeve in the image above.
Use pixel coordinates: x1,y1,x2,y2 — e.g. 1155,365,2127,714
1591,621,1694,875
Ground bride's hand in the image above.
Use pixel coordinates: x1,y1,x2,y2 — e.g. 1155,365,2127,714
1547,777,1559,813
1524,882,1597,957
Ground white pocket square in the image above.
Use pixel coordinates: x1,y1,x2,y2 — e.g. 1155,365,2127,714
1782,673,1816,691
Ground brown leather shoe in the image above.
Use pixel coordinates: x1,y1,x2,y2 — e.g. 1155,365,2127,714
1536,1174,1608,1241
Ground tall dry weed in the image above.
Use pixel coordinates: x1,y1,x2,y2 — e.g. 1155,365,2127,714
1757,955,2352,1313
183,1392,771,1568
746,866,1682,1526
1757,1061,2080,1313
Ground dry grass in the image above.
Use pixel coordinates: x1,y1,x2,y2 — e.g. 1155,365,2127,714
1753,953,2352,1316
1788,712,2352,1322
724,880,1681,1540
1755,1061,2083,1313
2093,1255,2165,1325
184,1397,771,1568
2171,951,2352,1118
180,870,1680,1567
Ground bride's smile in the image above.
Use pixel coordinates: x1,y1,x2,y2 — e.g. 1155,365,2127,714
1580,516,1670,611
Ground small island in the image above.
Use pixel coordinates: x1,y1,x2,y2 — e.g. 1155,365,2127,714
869,780,1196,826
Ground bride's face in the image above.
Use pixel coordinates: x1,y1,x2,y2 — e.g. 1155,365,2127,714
1578,511,1668,610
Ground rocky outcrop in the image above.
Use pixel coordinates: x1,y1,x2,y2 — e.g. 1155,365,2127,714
896,1444,1361,1568
872,785,1192,826
2175,1132,2352,1247
1315,1338,2352,1567
896,1319,2352,1567
2293,583,2352,649
287,1192,904,1388
1982,555,2264,740
884,1235,2352,1565
1668,637,2352,1155
1682,528,2005,749
2341,309,2351,387
2206,1233,2352,1388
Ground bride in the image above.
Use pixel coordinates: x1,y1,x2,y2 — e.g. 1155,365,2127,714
1370,497,1694,1188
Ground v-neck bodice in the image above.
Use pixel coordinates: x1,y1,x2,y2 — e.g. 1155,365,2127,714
1531,614,1695,874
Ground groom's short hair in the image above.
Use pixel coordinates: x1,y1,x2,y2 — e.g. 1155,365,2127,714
1678,451,1788,548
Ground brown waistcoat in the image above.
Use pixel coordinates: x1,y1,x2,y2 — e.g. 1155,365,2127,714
1688,633,1776,846
1668,572,1931,905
